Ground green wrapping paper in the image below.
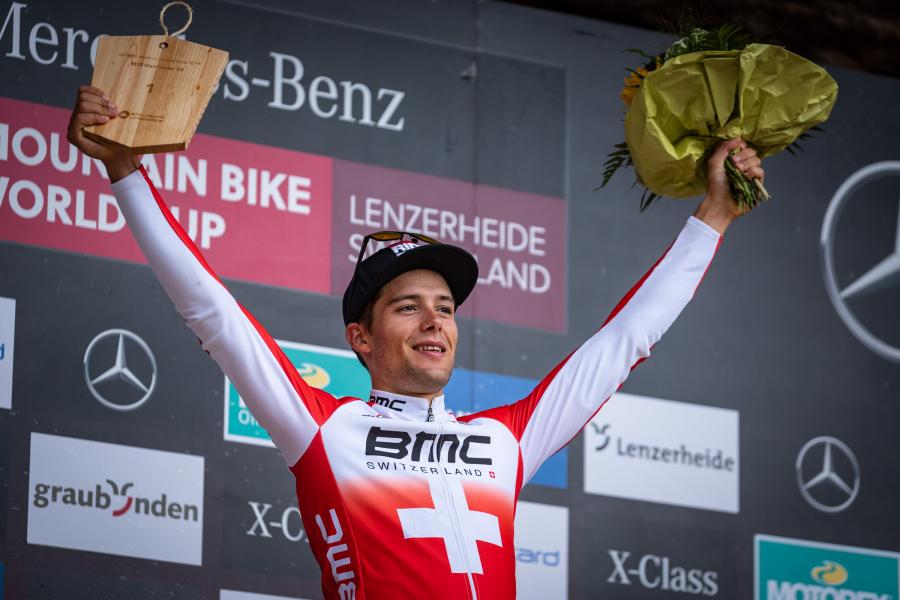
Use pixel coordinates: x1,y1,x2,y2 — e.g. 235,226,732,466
624,43,838,198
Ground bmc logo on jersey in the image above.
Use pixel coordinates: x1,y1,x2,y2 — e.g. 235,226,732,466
27,433,204,565
365,426,492,465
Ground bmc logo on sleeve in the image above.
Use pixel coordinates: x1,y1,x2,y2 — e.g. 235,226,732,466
755,534,900,600
224,341,370,447
27,433,204,565
583,392,739,513
513,501,568,600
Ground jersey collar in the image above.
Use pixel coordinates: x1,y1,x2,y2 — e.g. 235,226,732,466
368,389,451,422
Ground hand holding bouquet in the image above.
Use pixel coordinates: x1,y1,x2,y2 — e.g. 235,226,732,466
602,26,838,212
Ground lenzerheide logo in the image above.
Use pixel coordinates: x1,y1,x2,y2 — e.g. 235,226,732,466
796,436,860,513
821,161,900,364
83,329,157,411
32,479,198,521
588,422,735,472
591,422,611,451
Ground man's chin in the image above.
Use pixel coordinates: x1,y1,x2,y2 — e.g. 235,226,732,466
406,366,452,394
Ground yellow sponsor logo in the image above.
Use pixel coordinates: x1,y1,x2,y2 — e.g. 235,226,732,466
298,362,330,389
811,561,849,586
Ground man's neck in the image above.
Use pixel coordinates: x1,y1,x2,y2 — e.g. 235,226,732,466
367,382,443,403
368,388,449,422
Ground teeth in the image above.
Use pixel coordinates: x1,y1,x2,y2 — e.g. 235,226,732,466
416,345,442,352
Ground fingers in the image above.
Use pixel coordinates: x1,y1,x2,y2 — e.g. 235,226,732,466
78,99,118,118
708,138,745,176
78,84,110,101
73,111,111,127
74,84,118,117
730,145,764,182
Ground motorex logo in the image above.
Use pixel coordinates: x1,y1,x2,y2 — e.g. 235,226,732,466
224,341,370,447
27,433,204,565
755,534,900,600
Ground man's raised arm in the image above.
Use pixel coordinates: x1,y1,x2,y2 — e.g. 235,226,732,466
461,139,764,485
67,85,334,466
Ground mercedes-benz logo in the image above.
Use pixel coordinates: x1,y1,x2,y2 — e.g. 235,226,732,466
795,436,860,513
83,329,157,411
821,161,900,364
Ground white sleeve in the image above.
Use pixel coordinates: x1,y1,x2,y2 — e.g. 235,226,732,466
111,168,330,465
510,216,721,484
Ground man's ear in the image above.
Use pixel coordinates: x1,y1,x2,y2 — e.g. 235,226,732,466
346,322,372,357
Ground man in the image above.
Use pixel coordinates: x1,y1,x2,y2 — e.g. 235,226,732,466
68,84,763,599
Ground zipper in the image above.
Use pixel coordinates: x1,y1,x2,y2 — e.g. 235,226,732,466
426,405,434,422
434,418,478,599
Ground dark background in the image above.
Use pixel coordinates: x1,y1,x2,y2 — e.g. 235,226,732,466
1,0,899,598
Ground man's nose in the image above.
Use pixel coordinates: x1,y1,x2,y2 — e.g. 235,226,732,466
420,307,443,330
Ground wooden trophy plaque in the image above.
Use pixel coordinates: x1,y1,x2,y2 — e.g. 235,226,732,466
84,3,228,154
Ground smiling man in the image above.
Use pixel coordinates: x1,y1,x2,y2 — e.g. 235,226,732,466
68,84,763,599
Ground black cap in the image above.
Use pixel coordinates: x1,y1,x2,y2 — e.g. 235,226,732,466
342,239,479,325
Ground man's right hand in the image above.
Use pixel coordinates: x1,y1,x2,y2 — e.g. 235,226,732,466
66,85,142,183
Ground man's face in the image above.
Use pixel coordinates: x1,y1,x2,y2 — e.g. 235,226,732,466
351,269,458,397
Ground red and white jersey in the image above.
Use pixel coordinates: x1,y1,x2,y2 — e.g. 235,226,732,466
112,167,721,599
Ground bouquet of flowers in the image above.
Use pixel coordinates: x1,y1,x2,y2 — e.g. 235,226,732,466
602,26,838,211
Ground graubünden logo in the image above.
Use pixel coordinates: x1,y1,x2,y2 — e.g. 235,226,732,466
27,433,204,565
32,479,199,522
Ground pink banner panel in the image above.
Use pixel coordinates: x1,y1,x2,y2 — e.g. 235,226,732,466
331,160,566,331
0,97,333,293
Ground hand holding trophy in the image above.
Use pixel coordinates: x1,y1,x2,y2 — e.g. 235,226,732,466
83,1,228,154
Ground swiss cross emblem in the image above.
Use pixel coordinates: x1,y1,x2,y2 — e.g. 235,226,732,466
397,478,502,574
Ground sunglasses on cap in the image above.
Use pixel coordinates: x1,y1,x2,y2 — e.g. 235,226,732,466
348,230,440,302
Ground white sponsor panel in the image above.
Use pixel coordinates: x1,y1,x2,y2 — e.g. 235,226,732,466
27,433,204,565
220,591,309,600
514,501,568,600
0,296,14,409
584,392,739,513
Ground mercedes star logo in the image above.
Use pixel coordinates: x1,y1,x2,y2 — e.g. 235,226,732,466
795,436,860,513
821,161,900,364
83,329,157,411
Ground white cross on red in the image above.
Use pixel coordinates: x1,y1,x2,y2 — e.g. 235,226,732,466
397,477,502,574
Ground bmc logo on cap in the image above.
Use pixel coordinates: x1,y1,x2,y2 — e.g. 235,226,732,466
391,242,420,257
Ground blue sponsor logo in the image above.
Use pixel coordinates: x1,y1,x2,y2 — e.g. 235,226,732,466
516,546,562,567
444,368,568,488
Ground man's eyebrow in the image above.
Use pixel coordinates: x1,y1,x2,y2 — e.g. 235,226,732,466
386,293,454,305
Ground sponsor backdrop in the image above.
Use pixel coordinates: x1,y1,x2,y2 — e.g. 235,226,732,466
1,0,899,598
